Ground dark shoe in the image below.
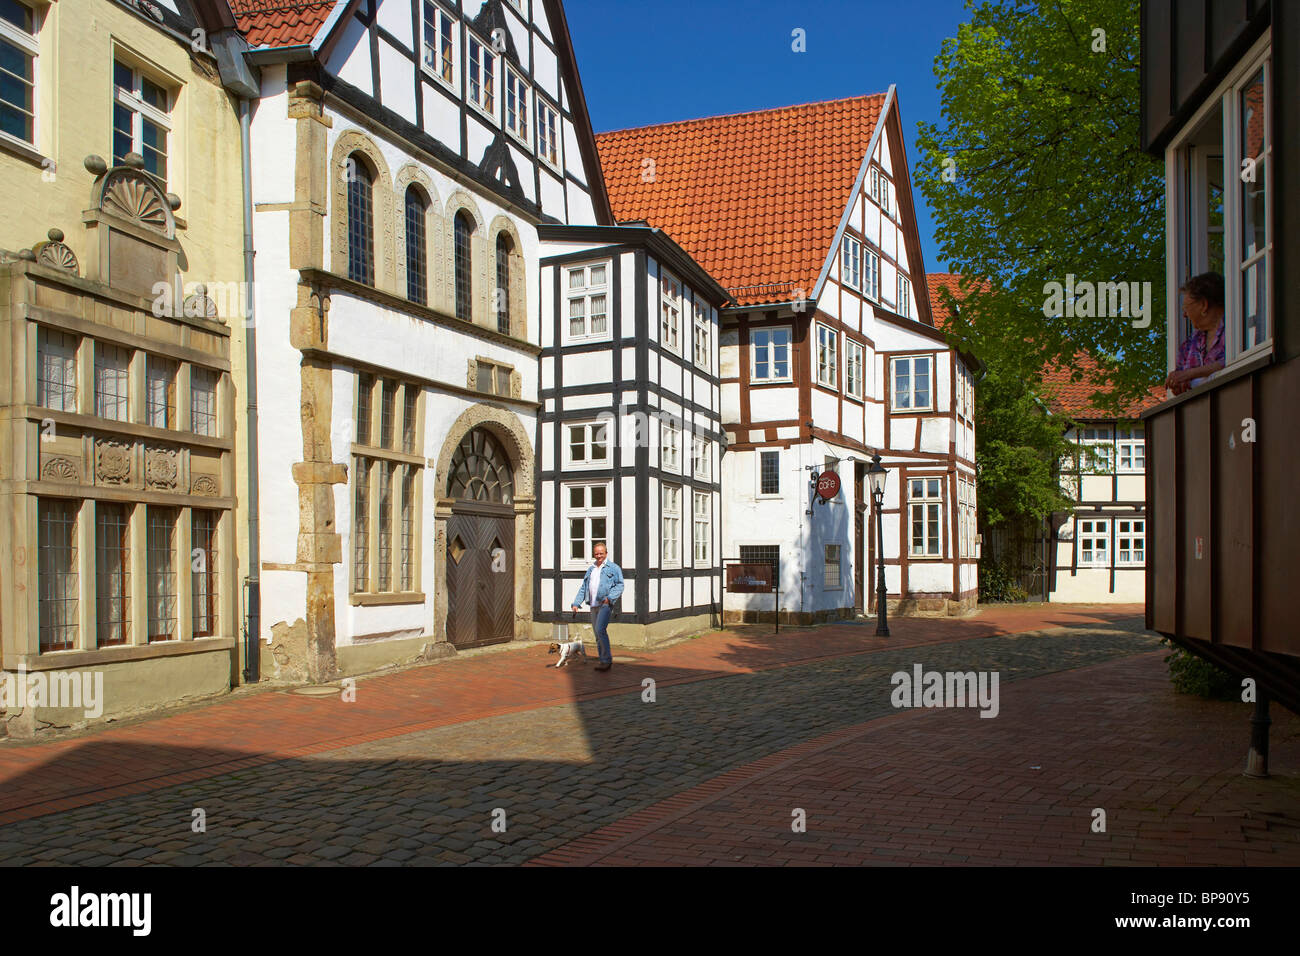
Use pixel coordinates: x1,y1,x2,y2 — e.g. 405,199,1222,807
594,662,611,672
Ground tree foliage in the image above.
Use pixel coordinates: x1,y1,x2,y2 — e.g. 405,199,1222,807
916,0,1166,413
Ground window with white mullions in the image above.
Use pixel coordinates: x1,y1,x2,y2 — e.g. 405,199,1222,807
536,95,559,167
113,60,171,182
1117,424,1145,472
816,324,838,388
1078,518,1110,567
908,477,943,557
466,30,496,118
693,491,710,565
845,339,865,399
566,421,609,468
692,433,709,480
661,417,681,473
566,262,609,340
692,299,710,371
0,0,38,145
661,483,681,568
505,66,529,143
420,1,455,88
891,355,932,410
660,270,682,353
751,327,791,382
565,483,608,566
1078,425,1114,474
841,235,862,290
864,249,880,300
897,274,911,318
1117,518,1145,565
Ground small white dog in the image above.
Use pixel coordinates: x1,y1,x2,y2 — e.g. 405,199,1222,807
548,639,588,667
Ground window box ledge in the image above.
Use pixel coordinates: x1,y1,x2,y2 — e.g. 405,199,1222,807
350,591,427,607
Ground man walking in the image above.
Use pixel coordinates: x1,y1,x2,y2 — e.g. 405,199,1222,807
571,541,623,672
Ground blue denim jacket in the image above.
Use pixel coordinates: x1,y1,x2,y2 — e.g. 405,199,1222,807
572,560,625,609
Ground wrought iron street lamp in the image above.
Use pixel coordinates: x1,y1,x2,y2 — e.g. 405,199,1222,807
867,455,889,636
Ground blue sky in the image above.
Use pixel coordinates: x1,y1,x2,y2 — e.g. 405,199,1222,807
563,0,973,274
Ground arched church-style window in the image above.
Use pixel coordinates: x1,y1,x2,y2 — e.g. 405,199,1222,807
446,427,514,503
346,152,374,285
454,211,474,321
495,232,512,335
405,185,428,305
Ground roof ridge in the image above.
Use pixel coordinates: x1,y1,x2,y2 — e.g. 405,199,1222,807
595,92,888,139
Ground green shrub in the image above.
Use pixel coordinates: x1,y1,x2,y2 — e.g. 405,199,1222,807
1162,640,1239,700
978,560,1029,604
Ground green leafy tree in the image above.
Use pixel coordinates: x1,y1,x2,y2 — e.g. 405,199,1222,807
916,0,1166,414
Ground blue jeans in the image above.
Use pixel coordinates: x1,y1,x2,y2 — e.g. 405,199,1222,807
590,603,613,664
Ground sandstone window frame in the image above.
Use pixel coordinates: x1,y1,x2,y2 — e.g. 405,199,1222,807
36,325,78,412
0,0,39,148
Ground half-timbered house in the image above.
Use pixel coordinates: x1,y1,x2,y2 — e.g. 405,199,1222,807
597,92,978,624
229,0,614,678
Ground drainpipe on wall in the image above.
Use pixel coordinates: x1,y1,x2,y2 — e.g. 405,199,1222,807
211,31,262,682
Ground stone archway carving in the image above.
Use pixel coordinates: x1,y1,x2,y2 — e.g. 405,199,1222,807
432,404,535,645
330,128,395,294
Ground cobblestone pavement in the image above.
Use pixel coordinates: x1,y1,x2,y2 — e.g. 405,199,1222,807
0,619,1213,866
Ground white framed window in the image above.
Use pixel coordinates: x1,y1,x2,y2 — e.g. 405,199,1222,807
845,339,865,399
956,477,977,559
758,449,780,496
841,235,862,290
0,0,39,146
864,249,880,300
908,477,943,557
536,94,559,169
661,417,681,473
1116,518,1145,566
94,342,130,422
191,366,218,437
692,299,710,370
565,261,609,341
465,29,497,119
37,327,77,412
891,355,932,410
1078,426,1114,474
1169,40,1272,373
881,176,892,215
823,544,841,589
1078,518,1110,567
868,166,880,201
564,482,609,569
661,483,681,568
1117,424,1145,472
420,1,456,89
751,326,791,382
504,65,529,144
660,270,682,353
692,490,710,565
112,59,172,183
692,433,709,480
816,323,838,388
897,274,911,318
566,420,609,468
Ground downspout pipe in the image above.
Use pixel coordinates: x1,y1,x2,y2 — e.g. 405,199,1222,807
211,31,262,682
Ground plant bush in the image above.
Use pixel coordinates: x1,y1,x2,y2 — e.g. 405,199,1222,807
1162,640,1240,700
979,560,1029,604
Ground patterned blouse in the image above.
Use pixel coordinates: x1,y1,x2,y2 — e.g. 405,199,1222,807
1176,320,1225,373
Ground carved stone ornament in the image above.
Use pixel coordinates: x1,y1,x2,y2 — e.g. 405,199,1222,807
144,447,179,490
98,168,174,238
190,474,219,497
41,456,79,482
95,439,132,485
34,229,79,275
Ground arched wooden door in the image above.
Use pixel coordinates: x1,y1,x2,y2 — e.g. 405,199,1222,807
445,428,516,648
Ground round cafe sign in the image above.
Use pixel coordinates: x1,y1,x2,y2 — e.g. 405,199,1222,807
815,471,841,501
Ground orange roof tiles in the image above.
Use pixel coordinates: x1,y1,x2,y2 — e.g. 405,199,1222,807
926,272,979,332
595,94,887,307
229,0,338,48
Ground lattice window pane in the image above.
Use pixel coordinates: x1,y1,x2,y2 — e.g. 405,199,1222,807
94,342,131,421
37,327,78,412
405,186,428,305
347,154,374,285
353,457,370,592
96,502,130,646
192,509,218,636
147,506,177,641
38,498,78,652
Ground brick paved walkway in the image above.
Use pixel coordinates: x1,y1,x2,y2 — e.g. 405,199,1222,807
0,604,1293,866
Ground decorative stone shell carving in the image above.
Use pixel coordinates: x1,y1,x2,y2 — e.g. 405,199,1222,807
94,439,132,485
34,229,79,276
190,474,219,497
97,168,174,238
41,456,79,482
144,447,179,490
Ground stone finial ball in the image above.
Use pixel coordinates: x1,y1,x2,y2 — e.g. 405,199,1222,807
48,228,64,242
83,155,108,175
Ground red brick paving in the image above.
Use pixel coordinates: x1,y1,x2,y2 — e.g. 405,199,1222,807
528,650,1300,866
0,604,1139,826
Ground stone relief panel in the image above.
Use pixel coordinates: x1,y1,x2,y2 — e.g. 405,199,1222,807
94,439,132,485
144,446,179,490
191,474,219,497
40,456,79,482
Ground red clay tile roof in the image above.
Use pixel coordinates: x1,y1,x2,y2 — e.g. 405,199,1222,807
229,0,338,48
926,272,974,332
1041,357,1164,420
595,94,887,307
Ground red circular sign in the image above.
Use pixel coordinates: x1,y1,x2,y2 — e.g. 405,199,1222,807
816,471,841,501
